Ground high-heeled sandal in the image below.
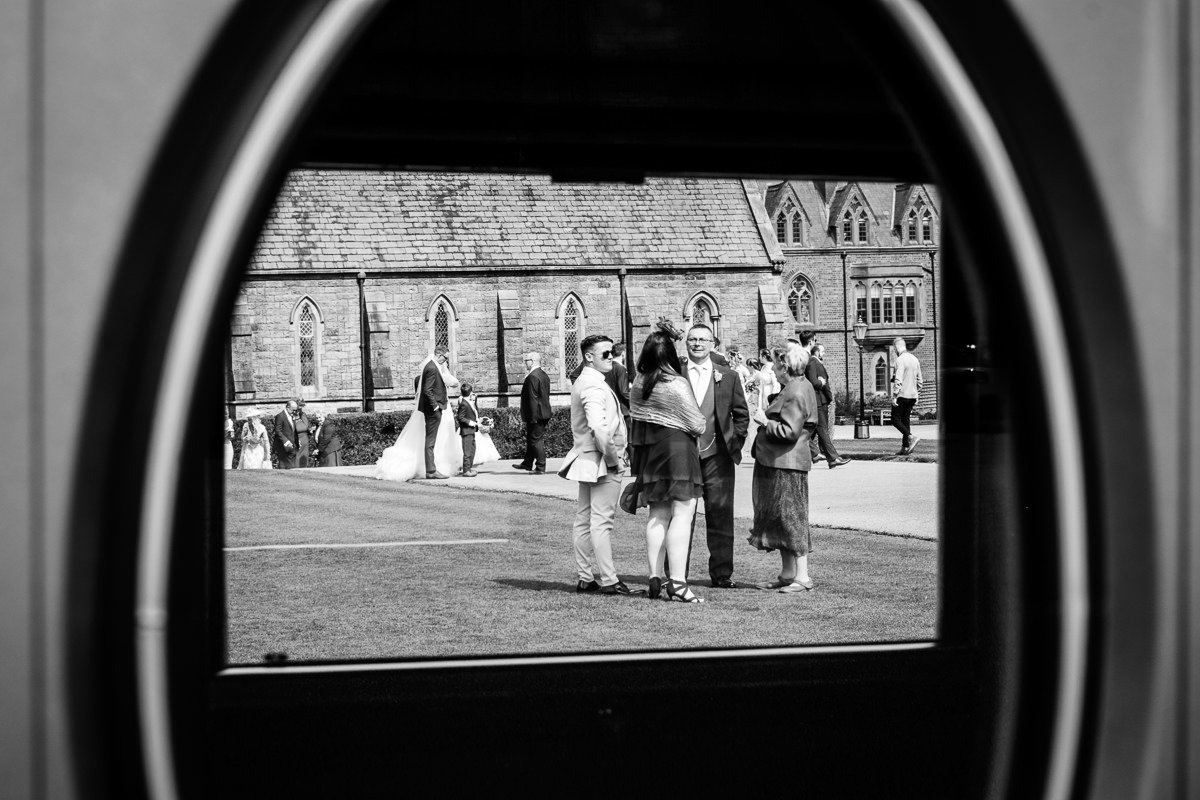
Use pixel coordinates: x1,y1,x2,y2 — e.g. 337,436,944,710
664,579,705,603
648,576,662,599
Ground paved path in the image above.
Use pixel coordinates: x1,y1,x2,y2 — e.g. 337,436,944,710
317,454,938,541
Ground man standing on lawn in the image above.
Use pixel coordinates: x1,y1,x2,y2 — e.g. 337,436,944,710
682,322,749,589
273,399,301,469
418,345,451,479
891,336,924,455
514,351,552,474
559,334,637,595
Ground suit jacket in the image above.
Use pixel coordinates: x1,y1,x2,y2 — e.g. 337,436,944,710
454,395,479,433
558,366,626,483
272,409,298,464
316,419,343,455
710,351,729,367
520,366,552,423
569,359,630,414
805,356,835,405
691,361,750,465
752,378,819,472
417,359,448,414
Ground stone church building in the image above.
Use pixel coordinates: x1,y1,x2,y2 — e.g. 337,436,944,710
226,169,940,416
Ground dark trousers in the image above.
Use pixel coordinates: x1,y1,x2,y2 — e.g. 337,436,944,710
671,453,737,582
809,402,840,461
520,421,546,470
424,408,442,474
892,396,916,445
461,433,476,473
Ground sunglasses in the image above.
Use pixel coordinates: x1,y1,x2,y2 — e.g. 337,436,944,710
595,350,614,359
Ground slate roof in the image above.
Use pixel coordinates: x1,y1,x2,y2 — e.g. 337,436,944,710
249,170,774,270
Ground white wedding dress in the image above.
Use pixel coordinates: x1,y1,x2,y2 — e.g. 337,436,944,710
377,357,491,481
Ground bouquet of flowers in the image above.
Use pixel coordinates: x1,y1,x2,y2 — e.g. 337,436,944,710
479,416,495,432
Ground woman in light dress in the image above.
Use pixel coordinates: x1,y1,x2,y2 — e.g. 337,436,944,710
237,408,272,469
376,355,499,480
223,409,235,469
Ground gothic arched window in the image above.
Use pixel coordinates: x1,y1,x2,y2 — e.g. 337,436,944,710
905,282,918,323
426,295,458,364
882,282,894,324
787,276,815,325
791,214,803,245
557,293,586,384
907,211,918,243
776,214,787,242
870,283,881,324
921,209,934,243
291,297,323,398
684,293,720,341
875,356,888,394
857,210,869,244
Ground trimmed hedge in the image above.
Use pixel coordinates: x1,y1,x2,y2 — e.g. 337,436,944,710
231,406,575,468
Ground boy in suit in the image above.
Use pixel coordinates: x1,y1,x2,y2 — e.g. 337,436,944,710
455,381,480,477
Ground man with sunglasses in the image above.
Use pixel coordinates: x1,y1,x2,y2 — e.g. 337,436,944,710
683,323,750,588
558,334,636,595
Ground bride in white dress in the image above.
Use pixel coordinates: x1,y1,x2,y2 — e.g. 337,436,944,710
375,354,500,480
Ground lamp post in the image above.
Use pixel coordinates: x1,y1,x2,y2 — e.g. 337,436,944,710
356,270,372,413
853,316,869,439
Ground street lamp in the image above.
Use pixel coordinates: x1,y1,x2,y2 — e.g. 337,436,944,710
853,315,869,439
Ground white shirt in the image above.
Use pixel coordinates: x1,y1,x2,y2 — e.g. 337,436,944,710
688,358,713,405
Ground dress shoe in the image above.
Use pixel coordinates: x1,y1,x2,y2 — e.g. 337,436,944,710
828,457,851,468
711,577,738,589
648,576,662,599
813,453,825,462
904,437,921,455
599,580,643,596
532,468,546,474
462,469,478,477
425,471,449,479
575,579,600,593
512,463,532,471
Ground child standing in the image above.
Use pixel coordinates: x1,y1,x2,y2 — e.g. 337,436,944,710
454,381,480,477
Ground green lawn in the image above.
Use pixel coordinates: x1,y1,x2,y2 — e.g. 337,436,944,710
224,470,938,664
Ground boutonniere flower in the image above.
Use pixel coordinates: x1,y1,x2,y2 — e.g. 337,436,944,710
713,371,723,384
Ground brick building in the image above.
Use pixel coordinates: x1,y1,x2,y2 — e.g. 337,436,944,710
227,170,940,417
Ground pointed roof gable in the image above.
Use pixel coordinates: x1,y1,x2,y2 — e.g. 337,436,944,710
250,170,776,271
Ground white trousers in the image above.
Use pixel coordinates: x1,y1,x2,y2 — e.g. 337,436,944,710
573,474,621,586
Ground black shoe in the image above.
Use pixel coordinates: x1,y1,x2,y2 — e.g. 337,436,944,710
512,463,532,471
575,580,600,593
533,468,546,474
648,576,662,599
711,577,738,589
828,458,850,468
599,580,644,596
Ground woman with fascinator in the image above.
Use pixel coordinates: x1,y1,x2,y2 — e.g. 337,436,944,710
629,326,707,603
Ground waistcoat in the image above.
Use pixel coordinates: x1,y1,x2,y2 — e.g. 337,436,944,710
698,374,719,459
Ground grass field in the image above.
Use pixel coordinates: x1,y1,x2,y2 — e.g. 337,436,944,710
225,470,938,664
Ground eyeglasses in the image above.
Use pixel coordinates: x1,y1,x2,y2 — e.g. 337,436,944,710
596,350,614,359
686,337,713,344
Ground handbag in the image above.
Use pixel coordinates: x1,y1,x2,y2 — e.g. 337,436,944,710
619,478,641,514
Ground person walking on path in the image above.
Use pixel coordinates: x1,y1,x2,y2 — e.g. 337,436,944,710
748,342,820,593
558,334,635,595
514,351,552,474
682,323,749,589
798,333,850,469
629,330,707,603
891,337,924,455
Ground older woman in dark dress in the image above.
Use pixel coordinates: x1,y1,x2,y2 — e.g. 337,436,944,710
748,342,820,592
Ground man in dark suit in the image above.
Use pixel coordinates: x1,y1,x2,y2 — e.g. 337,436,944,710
514,351,552,474
313,411,345,467
418,345,450,479
273,400,301,468
799,333,850,469
682,323,750,588
454,381,480,477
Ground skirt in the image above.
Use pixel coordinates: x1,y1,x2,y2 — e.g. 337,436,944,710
630,420,704,506
748,462,811,556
